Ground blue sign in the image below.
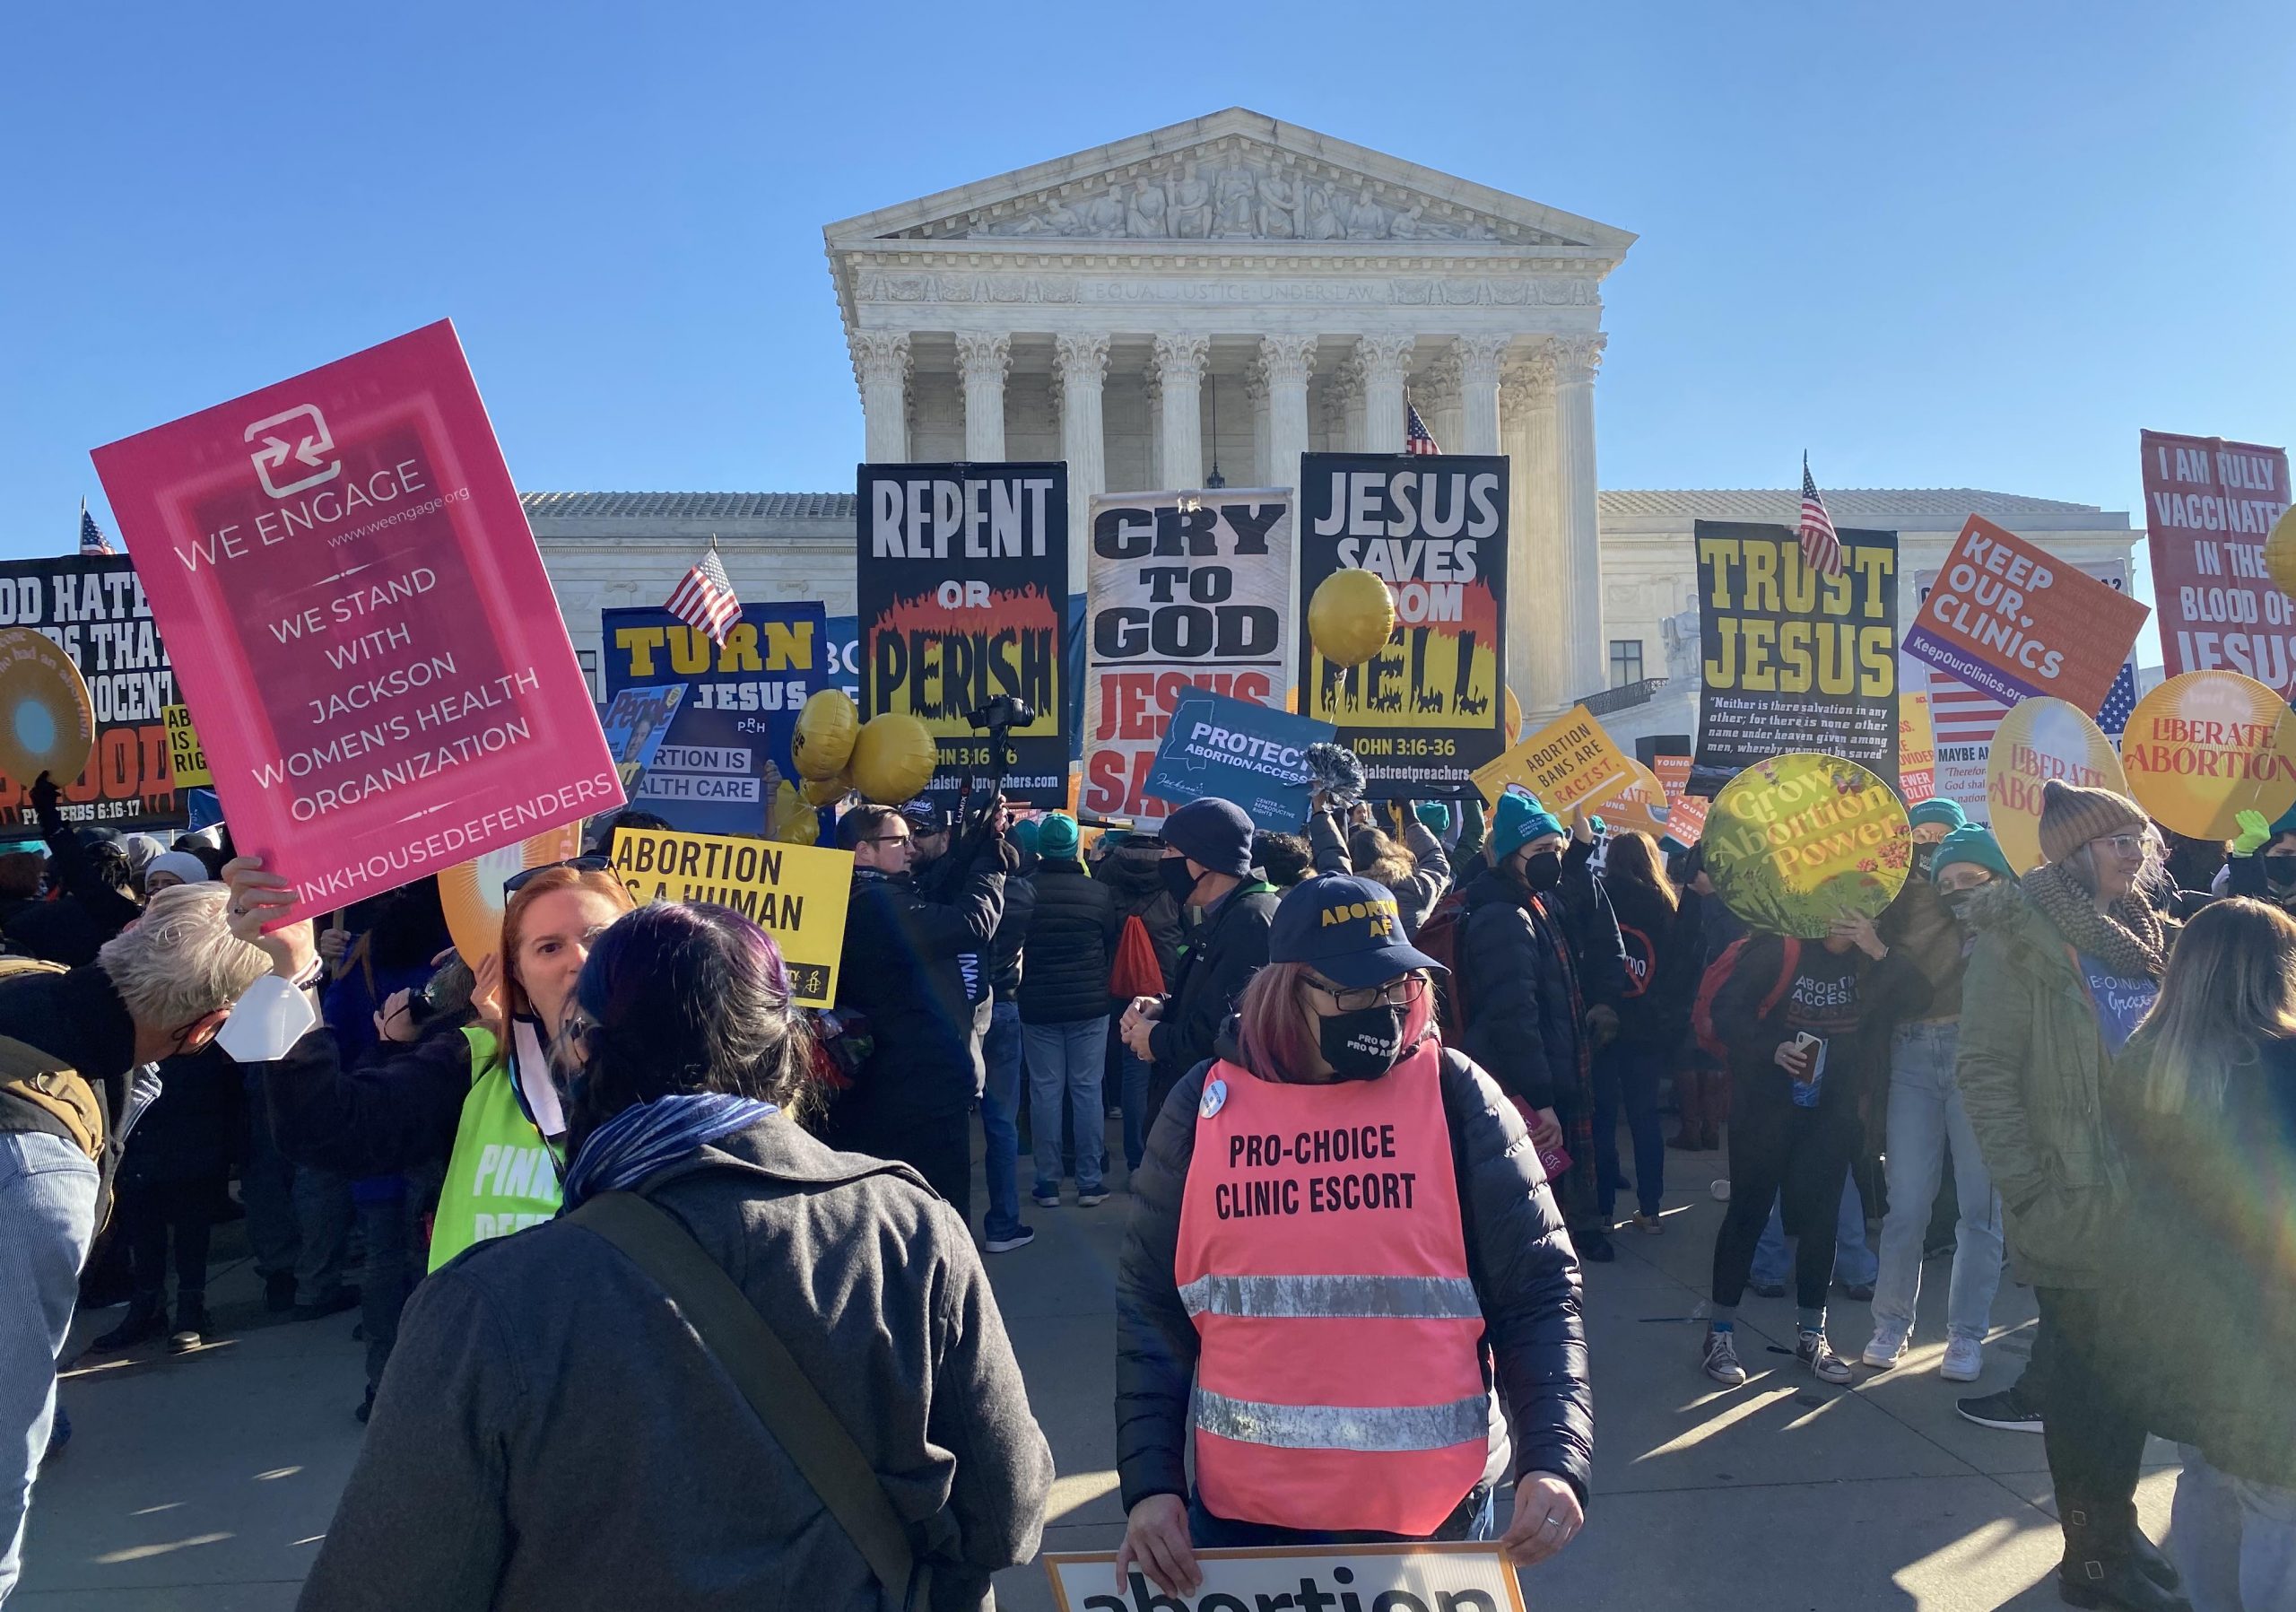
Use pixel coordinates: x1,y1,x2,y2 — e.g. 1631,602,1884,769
1144,691,1336,832
822,615,863,704
599,604,825,836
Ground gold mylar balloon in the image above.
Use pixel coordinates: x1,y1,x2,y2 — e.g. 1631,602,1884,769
848,712,938,804
2266,503,2296,605
791,688,860,781
1308,569,1397,668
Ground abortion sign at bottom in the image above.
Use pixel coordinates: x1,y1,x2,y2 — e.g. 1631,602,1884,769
1044,1546,1522,1612
1144,691,1335,832
608,826,854,1006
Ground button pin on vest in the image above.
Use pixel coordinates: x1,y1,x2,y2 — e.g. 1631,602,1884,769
1200,1077,1227,1118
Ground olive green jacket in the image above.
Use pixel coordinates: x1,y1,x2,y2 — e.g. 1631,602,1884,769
1953,882,2135,1290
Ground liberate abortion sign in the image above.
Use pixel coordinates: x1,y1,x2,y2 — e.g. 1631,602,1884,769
91,321,620,922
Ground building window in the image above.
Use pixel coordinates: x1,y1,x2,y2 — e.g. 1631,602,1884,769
577,649,598,700
1609,640,1644,688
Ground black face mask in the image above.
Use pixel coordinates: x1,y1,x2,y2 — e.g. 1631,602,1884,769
1912,844,1937,880
1516,850,1562,892
2266,856,2296,893
1318,1003,1406,1081
1158,858,1203,904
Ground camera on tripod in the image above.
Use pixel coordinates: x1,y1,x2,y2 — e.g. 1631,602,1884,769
966,694,1035,765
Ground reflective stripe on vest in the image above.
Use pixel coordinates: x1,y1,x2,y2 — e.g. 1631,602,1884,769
426,1026,562,1272
1174,1041,1489,1536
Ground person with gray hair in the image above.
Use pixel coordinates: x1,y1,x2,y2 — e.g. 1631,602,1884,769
0,881,272,1601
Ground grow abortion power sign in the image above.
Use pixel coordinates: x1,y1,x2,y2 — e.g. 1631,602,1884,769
91,321,621,923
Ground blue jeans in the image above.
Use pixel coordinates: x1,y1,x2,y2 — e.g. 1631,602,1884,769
1871,1021,2003,1343
2174,1447,2296,1612
1594,1041,1665,1220
1023,1016,1108,1196
1754,1178,1875,1290
1118,1050,1152,1174
2,1132,100,1600
978,1002,1025,1240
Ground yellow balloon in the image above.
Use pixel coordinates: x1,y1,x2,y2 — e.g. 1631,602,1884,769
2267,503,2296,605
1309,569,1396,668
791,688,860,781
848,712,938,804
799,772,850,808
1985,698,2127,874
771,780,820,844
2122,670,2296,840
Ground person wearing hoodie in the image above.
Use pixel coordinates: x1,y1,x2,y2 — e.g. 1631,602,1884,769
1956,780,2185,1609
1861,823,2013,1383
1094,831,1185,1174
1591,829,1692,1235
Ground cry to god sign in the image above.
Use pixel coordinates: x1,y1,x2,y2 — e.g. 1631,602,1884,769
609,826,853,1006
1703,753,1912,938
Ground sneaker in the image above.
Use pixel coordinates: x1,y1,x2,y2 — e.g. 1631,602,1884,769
1031,1189,1060,1210
1749,1279,1787,1299
91,1301,165,1353
1940,1336,1984,1382
1710,1178,1732,1201
1631,1212,1665,1235
167,1301,208,1354
1956,1387,2045,1432
1075,1190,1109,1208
1861,1327,1909,1369
984,1224,1036,1254
292,1285,361,1323
1798,1329,1855,1385
1701,1328,1747,1386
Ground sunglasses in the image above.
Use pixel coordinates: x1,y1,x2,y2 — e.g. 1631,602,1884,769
504,856,615,894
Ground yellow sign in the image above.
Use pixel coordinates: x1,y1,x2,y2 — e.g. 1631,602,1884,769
1471,704,1635,815
1898,690,1936,804
0,628,95,789
609,827,855,1007
1984,698,2128,874
1592,757,1671,839
161,704,211,789
2121,670,2296,840
1703,753,1912,937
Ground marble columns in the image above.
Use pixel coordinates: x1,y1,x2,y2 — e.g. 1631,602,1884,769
1055,334,1109,578
1151,334,1209,489
1551,334,1607,704
954,332,1010,461
851,331,910,464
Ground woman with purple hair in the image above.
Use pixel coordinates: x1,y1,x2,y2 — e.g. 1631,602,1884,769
300,902,1055,1611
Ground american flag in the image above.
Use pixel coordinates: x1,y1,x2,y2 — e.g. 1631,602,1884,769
1798,455,1842,577
1405,402,1439,457
665,547,742,644
79,501,114,555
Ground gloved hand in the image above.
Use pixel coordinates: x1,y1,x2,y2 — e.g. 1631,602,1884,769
1414,800,1452,837
2232,808,2273,857
1586,1003,1621,1051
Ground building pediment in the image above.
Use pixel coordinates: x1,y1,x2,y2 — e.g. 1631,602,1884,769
823,108,1634,256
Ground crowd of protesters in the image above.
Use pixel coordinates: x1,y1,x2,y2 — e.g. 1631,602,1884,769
3,751,2292,1611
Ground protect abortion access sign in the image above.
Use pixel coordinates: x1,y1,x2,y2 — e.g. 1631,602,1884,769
91,321,620,921
1143,690,1335,832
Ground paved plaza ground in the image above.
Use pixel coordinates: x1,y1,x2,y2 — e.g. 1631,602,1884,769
17,1136,2181,1610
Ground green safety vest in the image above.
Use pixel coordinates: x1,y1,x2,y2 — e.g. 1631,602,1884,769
427,1025,563,1272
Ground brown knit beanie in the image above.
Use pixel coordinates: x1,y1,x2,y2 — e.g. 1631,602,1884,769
2037,778,2147,866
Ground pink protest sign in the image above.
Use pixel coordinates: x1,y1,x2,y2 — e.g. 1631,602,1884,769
91,321,621,922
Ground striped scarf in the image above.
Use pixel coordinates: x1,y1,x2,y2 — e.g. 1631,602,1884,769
560,1093,778,1211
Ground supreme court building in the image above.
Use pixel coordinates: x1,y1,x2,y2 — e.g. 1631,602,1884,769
529,109,2140,742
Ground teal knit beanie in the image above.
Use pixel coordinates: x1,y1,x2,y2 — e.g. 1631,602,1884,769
1932,823,2013,883
1909,798,1969,833
1035,812,1079,861
1491,791,1565,863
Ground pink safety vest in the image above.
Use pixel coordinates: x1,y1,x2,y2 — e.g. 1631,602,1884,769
1174,1040,1491,1535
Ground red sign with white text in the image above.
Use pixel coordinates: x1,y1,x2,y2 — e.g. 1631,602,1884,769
2141,430,2294,696
91,321,621,922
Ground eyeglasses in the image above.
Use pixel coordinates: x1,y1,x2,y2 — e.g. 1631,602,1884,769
2093,833,2147,858
1303,973,1428,1013
504,856,615,894
863,834,912,847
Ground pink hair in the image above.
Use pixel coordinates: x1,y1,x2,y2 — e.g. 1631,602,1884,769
1233,961,1438,1083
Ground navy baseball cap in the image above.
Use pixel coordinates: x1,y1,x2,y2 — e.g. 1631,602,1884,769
1269,873,1446,989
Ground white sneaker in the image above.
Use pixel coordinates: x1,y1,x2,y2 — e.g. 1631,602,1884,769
1861,1327,1909,1369
1940,1336,1984,1382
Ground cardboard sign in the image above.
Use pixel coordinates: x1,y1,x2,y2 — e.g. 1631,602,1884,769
1297,455,1509,797
1692,521,1899,797
1703,753,1912,937
1082,489,1294,825
600,604,822,837
608,826,854,1006
1983,698,2128,874
1472,703,1635,815
1897,690,1936,804
438,822,591,967
2121,670,2296,840
1043,1544,1524,1612
596,684,686,797
857,464,1071,805
1143,690,1336,832
1902,515,2148,711
91,321,622,921
161,704,211,789
2141,431,2295,695
0,556,182,831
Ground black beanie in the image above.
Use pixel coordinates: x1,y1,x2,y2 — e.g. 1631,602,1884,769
1161,797,1256,877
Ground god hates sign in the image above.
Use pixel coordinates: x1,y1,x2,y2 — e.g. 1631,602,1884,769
91,321,621,923
1082,489,1294,824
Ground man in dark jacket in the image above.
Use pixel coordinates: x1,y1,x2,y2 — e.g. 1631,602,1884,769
1018,813,1120,1207
978,815,1036,1251
1117,798,1278,1128
825,804,1009,1224
4,776,142,968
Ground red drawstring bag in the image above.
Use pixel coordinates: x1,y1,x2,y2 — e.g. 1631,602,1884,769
1107,914,1164,999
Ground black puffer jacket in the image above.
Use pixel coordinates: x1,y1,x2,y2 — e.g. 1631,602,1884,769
1457,866,1582,1112
1144,882,1279,1119
988,850,1037,999
1093,836,1183,988
1115,1044,1593,1513
1017,858,1119,1026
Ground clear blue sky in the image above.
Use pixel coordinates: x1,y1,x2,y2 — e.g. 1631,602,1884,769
6,0,2290,627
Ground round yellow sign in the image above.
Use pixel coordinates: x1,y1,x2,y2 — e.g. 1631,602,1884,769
438,822,592,968
1984,698,2128,874
2120,670,2296,840
1593,757,1669,840
1504,686,1523,746
0,629,95,789
1704,753,1911,937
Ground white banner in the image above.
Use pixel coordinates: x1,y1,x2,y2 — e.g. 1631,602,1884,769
1081,489,1294,825
1044,1544,1525,1612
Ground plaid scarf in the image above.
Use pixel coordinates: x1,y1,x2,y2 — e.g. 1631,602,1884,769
2023,860,2168,981
561,1093,778,1211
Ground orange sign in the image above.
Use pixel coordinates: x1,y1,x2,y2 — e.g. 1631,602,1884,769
1592,758,1670,838
1903,515,2149,714
1652,754,1691,803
